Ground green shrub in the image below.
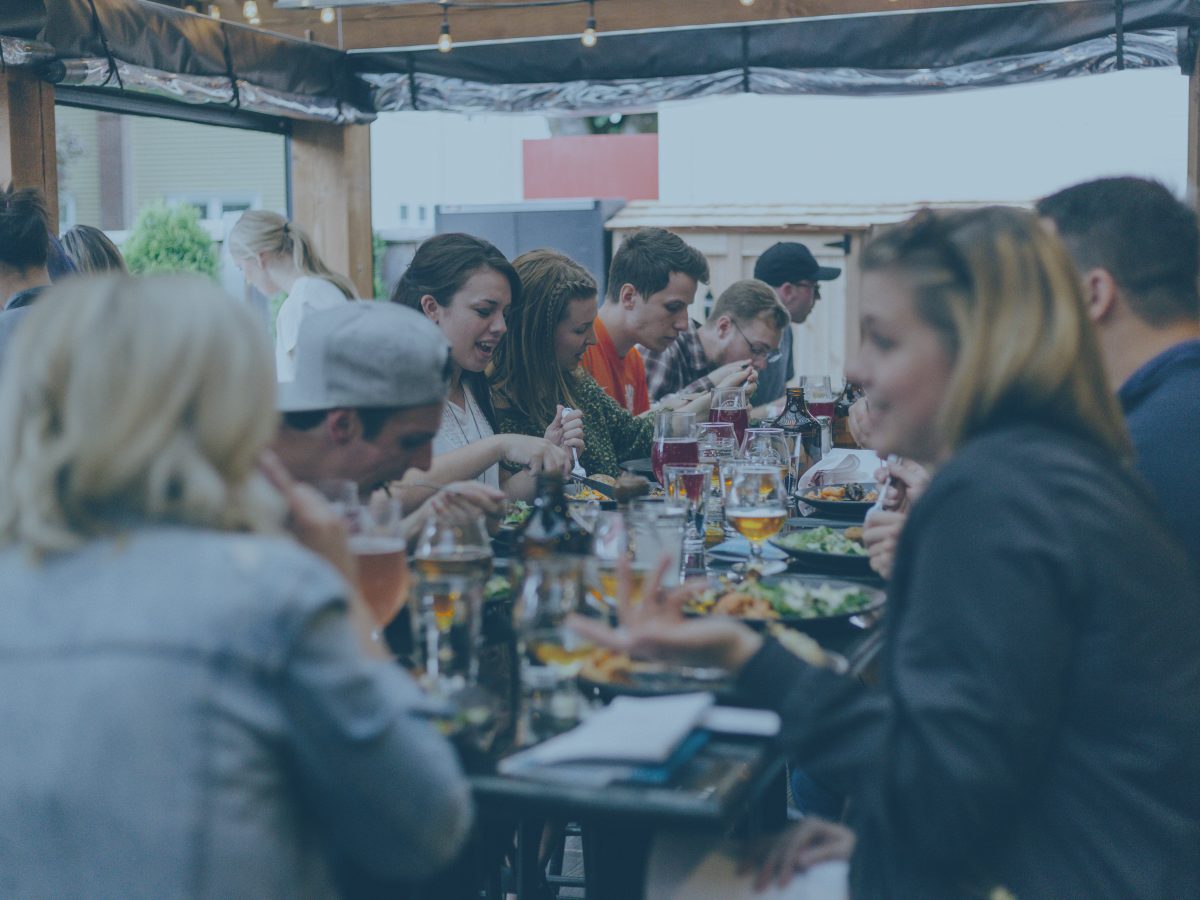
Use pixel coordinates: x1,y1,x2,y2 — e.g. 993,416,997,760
123,202,219,279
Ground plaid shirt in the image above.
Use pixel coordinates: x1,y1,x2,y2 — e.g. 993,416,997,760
640,320,717,402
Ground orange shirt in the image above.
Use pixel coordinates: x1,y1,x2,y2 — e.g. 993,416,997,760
582,317,651,416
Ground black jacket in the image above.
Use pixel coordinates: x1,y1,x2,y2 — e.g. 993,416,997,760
739,423,1200,899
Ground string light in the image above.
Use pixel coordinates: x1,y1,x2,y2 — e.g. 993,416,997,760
250,16,260,23
581,0,596,46
438,5,452,52
320,6,335,22
740,0,755,5
242,0,257,18
209,4,221,18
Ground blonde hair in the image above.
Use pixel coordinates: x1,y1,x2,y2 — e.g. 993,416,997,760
707,278,789,331
861,206,1132,462
227,210,358,299
0,275,284,554
490,249,596,428
60,224,128,276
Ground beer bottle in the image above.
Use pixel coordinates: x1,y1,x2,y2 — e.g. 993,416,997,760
770,387,819,486
515,473,591,558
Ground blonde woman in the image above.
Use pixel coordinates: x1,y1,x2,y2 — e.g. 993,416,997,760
59,224,127,275
228,210,357,381
576,208,1200,898
0,275,471,894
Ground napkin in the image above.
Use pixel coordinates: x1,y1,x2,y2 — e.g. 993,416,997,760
499,692,715,773
647,831,849,900
795,449,883,492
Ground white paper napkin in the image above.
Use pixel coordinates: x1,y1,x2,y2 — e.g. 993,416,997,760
795,449,883,492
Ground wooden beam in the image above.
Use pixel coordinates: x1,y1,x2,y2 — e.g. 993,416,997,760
235,0,1037,52
290,122,375,297
0,69,58,234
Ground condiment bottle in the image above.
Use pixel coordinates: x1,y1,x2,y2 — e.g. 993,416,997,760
515,473,591,558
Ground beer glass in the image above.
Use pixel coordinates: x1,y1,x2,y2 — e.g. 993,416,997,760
651,410,698,485
742,427,793,490
350,492,410,628
709,385,749,446
411,509,493,692
724,465,789,567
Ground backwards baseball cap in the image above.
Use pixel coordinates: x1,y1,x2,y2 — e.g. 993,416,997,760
753,242,842,288
277,301,453,412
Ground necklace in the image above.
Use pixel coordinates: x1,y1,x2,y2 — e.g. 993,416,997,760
449,382,484,448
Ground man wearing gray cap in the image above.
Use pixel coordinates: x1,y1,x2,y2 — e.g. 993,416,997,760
273,302,501,512
752,242,842,410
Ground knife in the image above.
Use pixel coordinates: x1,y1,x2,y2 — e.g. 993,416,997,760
570,473,616,499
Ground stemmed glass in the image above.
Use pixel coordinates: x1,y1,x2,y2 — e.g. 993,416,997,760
697,421,738,493
651,410,698,485
742,427,793,490
411,508,493,692
663,464,713,554
709,385,749,447
724,465,789,573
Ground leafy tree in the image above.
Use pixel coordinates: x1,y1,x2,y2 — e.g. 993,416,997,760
373,230,387,300
123,202,218,279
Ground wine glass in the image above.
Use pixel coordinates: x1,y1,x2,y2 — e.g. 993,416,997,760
742,427,793,490
651,410,698,485
664,464,712,554
411,508,493,692
801,375,836,418
709,385,749,446
724,465,789,573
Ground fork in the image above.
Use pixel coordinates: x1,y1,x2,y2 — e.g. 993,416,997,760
562,407,586,478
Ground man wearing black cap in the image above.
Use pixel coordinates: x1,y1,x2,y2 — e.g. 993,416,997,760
752,242,842,409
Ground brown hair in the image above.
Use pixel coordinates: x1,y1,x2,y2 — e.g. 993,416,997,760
227,210,358,299
861,206,1131,462
707,279,789,331
490,249,597,428
60,225,127,275
606,227,709,303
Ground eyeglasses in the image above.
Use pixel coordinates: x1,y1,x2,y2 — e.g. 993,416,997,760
796,281,821,299
732,320,782,364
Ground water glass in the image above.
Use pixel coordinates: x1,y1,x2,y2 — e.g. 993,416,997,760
664,464,712,553
627,502,685,589
411,509,493,694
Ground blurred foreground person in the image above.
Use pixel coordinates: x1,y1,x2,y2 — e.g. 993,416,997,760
60,223,128,275
0,275,472,896
0,185,52,366
577,208,1200,899
228,210,357,382
1038,177,1200,575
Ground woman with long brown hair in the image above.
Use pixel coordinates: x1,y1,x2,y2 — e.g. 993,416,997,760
576,207,1200,898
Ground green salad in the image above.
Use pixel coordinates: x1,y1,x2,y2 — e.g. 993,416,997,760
687,574,878,619
484,576,511,603
501,501,531,528
774,526,868,556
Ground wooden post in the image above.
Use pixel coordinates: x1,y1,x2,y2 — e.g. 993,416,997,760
0,68,58,233
290,121,374,298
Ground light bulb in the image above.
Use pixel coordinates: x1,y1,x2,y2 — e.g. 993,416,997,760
209,4,221,17
242,0,257,18
249,16,260,24
320,6,335,23
740,0,755,5
438,23,452,52
582,16,597,47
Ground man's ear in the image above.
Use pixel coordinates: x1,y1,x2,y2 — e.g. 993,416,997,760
1082,268,1120,324
713,314,734,338
619,283,639,310
324,408,361,445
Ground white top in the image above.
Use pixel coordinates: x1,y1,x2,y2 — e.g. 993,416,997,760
274,276,350,382
432,383,501,489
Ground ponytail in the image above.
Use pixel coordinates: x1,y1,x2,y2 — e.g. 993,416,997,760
228,211,359,299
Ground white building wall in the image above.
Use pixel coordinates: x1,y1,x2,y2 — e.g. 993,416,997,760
370,111,551,232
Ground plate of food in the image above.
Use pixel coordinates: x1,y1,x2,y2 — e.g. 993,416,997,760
797,482,878,519
771,526,875,576
576,649,737,702
683,571,883,641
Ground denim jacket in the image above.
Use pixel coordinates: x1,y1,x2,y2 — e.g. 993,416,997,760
0,525,472,899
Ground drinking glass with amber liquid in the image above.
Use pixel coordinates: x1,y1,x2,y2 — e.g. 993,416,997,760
724,465,788,568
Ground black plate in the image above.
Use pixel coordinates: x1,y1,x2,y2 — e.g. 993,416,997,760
577,665,738,703
771,534,875,577
796,482,878,520
687,574,884,643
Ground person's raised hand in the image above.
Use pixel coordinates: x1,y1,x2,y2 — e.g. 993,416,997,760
259,450,357,585
740,818,856,892
711,360,756,391
848,397,873,450
872,457,930,514
502,434,572,478
567,558,763,673
544,405,586,454
862,507,906,580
